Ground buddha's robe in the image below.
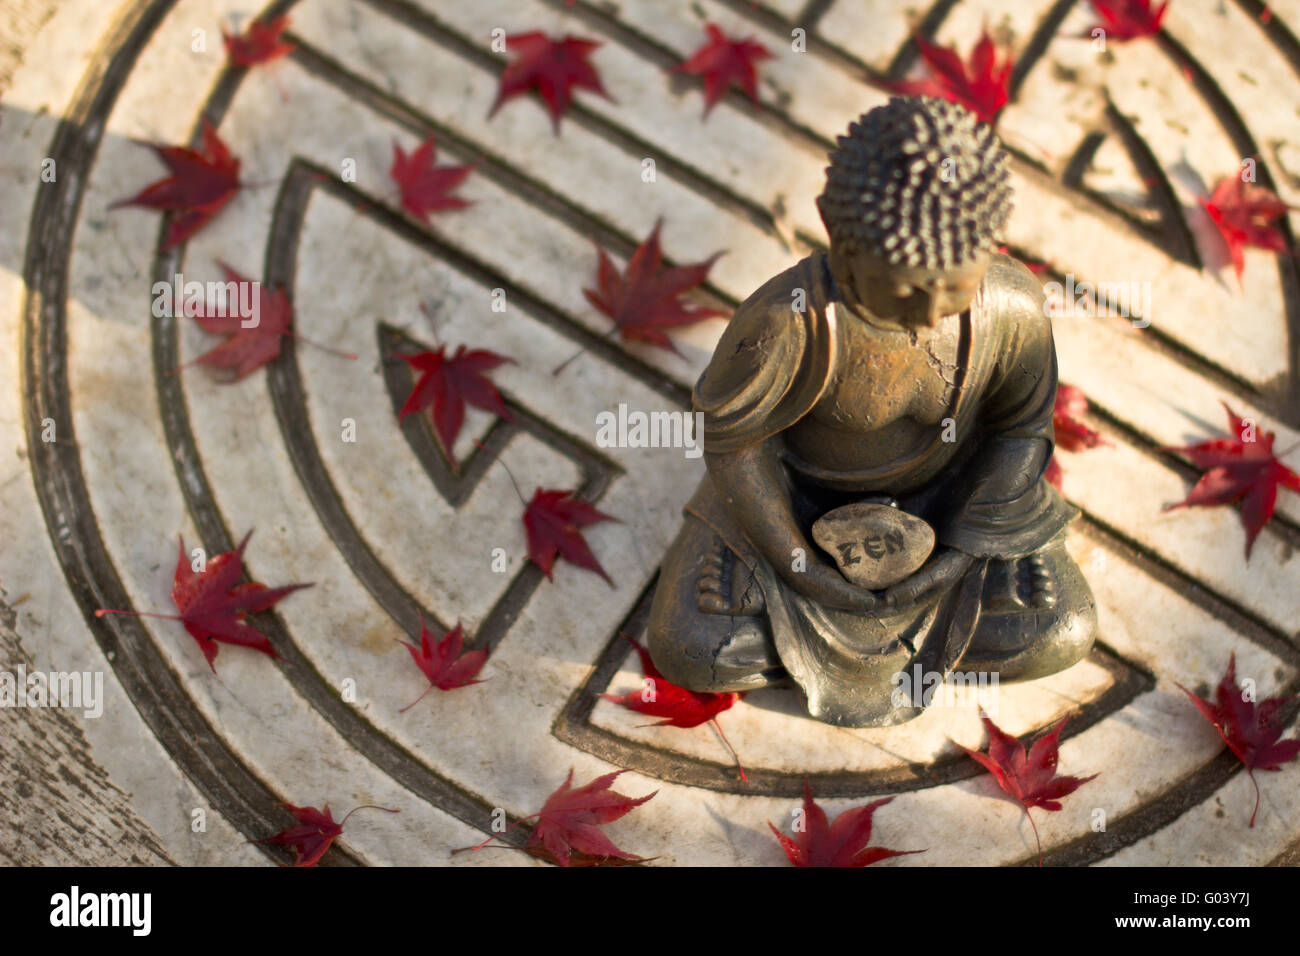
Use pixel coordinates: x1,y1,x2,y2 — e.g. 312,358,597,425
668,251,1086,726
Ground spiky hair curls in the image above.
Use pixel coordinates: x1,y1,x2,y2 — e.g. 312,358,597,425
816,96,1012,270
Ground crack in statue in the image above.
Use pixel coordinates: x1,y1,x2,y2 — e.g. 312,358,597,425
646,96,1098,727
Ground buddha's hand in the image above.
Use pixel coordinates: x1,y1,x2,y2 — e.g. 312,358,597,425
784,558,879,612
882,548,975,607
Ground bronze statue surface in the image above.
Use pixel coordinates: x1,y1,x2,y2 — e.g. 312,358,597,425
647,95,1097,727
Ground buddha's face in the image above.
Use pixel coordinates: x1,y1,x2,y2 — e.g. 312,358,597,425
830,245,991,329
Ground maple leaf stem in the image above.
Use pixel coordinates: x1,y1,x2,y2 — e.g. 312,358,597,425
289,331,357,360
474,439,527,505
398,681,437,714
551,344,588,376
1248,770,1261,828
710,716,748,782
94,608,181,622
997,127,1054,165
552,328,616,376
418,300,442,346
458,811,544,853
336,804,402,827
449,842,517,856
1024,807,1043,867
166,356,204,377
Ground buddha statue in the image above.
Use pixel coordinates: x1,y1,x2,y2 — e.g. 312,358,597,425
646,96,1097,727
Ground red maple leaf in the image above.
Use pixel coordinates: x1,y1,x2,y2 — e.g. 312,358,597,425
584,219,727,354
95,531,311,671
1199,176,1296,284
256,803,399,867
601,635,747,780
389,136,474,222
523,488,617,584
460,769,656,867
891,28,1013,124
180,263,354,381
1086,0,1169,41
489,32,610,132
111,117,240,250
1054,384,1106,453
673,22,773,116
1176,653,1300,827
223,14,295,67
398,617,489,712
1046,383,1108,490
768,779,921,867
1044,456,1064,490
997,244,1050,274
960,713,1097,864
525,770,655,866
1162,402,1300,558
397,345,513,466
182,263,290,380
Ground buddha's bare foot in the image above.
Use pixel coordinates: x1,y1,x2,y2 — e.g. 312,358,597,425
959,537,1097,682
696,533,765,615
647,522,788,692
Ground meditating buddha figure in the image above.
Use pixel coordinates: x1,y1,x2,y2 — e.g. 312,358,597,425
646,96,1097,727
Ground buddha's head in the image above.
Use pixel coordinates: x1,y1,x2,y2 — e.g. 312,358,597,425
817,96,1012,328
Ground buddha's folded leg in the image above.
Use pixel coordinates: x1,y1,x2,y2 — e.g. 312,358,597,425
958,532,1098,682
646,516,788,693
